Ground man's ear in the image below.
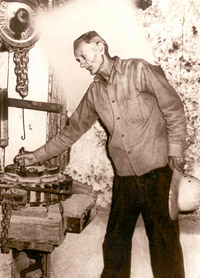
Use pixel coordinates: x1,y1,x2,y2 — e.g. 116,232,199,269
97,42,105,54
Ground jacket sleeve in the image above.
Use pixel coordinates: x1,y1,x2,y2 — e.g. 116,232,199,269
140,61,187,157
34,87,98,164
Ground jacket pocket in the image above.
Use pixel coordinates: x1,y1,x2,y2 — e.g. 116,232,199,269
120,97,144,123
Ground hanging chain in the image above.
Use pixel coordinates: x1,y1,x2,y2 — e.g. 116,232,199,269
11,47,30,140
58,200,65,231
13,49,29,99
0,191,14,254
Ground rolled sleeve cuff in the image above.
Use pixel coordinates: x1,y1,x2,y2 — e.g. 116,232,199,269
34,146,53,165
168,143,185,157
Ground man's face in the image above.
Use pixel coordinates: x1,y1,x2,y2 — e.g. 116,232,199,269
74,41,104,75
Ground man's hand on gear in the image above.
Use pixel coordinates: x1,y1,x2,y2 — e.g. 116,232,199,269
168,156,185,172
14,152,39,167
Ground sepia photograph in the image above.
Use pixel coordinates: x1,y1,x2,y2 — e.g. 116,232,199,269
0,0,199,277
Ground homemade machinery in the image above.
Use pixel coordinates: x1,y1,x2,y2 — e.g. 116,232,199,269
0,1,96,277
0,150,96,278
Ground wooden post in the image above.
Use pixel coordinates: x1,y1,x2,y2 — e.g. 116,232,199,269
11,249,51,278
0,50,9,169
7,97,63,113
42,253,51,278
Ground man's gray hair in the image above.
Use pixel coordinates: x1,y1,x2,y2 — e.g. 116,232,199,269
73,31,109,53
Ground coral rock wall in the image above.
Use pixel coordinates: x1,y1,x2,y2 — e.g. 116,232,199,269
142,0,200,174
65,122,114,207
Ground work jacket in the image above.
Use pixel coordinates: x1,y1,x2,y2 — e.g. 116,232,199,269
34,57,186,176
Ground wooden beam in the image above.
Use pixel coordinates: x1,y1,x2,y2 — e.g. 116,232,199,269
8,240,55,252
7,98,63,113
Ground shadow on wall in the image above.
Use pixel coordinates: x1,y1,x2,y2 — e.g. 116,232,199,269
135,0,152,10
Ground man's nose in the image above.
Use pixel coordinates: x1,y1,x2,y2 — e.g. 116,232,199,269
80,61,86,68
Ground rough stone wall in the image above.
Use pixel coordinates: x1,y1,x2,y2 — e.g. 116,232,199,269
65,0,200,206
141,0,200,175
65,122,114,207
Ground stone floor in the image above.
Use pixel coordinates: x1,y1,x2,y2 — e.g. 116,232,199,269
51,207,200,278
0,207,200,278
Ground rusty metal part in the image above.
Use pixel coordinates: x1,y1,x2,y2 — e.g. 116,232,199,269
21,108,26,140
17,166,38,177
13,49,30,140
58,200,65,231
0,183,72,195
0,191,13,253
2,171,65,184
0,187,28,253
13,49,29,98
15,146,27,174
19,183,72,196
43,184,51,206
5,188,27,208
45,165,59,175
5,163,59,178
4,164,16,174
0,1,39,49
16,166,46,177
0,89,8,147
1,159,73,207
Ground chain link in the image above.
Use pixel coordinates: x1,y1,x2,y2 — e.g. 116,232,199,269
58,200,65,231
13,49,29,98
0,191,13,254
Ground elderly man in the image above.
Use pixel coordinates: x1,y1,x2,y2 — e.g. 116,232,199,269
16,31,186,278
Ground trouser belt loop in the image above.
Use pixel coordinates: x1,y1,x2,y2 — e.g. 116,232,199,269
151,170,157,179
136,175,145,187
136,168,159,187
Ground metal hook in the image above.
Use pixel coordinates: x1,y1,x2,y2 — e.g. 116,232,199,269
21,108,26,140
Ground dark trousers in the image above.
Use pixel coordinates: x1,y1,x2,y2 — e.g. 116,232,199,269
100,165,185,278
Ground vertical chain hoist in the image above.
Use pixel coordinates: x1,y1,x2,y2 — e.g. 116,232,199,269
0,0,41,140
0,1,65,254
13,47,30,139
0,0,42,253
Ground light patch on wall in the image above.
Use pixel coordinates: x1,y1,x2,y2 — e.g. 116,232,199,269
34,0,155,110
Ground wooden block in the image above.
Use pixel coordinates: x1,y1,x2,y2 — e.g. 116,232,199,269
0,203,66,246
7,240,55,252
0,189,97,251
71,181,94,195
11,205,48,218
61,194,96,233
66,205,96,233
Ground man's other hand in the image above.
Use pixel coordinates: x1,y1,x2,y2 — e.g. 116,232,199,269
14,152,39,167
168,156,185,172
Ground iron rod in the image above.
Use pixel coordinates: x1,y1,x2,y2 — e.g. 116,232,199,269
0,183,72,195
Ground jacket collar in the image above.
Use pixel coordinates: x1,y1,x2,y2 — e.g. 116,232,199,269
93,56,122,83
